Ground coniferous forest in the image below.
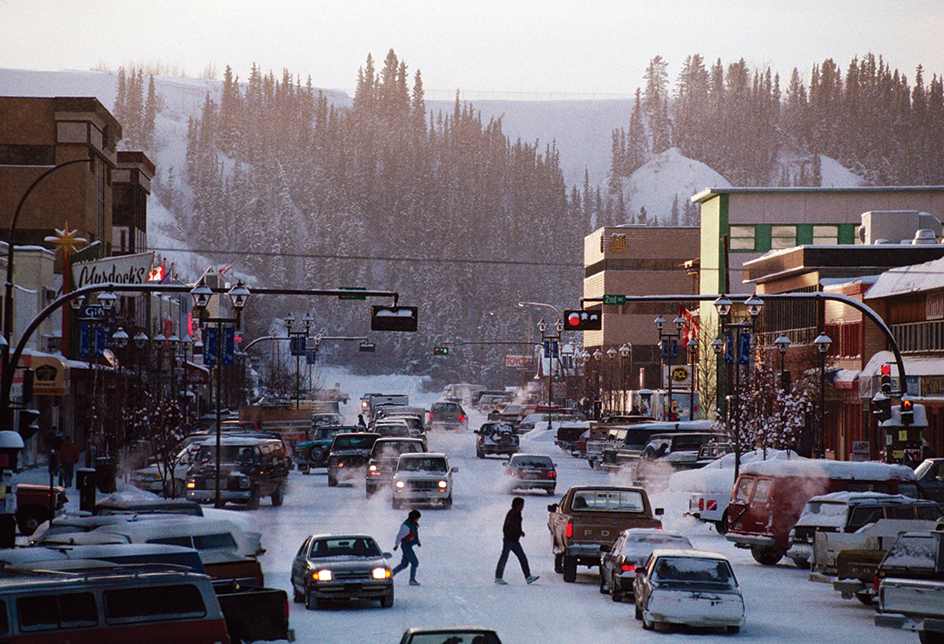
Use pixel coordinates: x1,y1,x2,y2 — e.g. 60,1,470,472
115,51,944,381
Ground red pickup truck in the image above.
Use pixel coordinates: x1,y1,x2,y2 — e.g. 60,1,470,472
15,482,67,535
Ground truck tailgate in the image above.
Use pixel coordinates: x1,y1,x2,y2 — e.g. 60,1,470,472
881,578,944,618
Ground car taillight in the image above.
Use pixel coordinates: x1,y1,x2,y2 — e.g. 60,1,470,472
565,522,573,539
874,574,881,594
429,413,434,421
620,563,636,573
698,498,705,511
459,415,467,422
548,471,556,478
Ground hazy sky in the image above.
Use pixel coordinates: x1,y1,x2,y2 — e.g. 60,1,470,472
2,1,942,99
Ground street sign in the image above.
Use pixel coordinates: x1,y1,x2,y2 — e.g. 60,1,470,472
602,294,626,306
338,286,367,300
81,305,105,320
290,336,306,356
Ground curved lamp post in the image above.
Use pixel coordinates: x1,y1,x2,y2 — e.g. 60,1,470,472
814,332,832,459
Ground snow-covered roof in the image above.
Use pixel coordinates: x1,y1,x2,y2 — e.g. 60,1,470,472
806,491,929,505
864,255,944,299
740,459,917,480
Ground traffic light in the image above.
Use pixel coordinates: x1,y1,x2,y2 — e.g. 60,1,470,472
872,395,891,423
880,364,892,394
17,408,41,441
433,346,449,356
370,306,418,332
563,309,602,331
900,398,914,425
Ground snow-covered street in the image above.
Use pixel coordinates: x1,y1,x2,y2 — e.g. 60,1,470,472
250,417,911,644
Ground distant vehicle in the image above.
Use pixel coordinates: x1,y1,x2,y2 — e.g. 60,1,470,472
365,437,427,496
599,528,694,602
599,419,717,472
392,453,457,509
327,432,380,487
185,436,289,509
427,401,468,431
475,423,519,458
296,425,360,474
634,549,745,634
632,432,730,491
290,533,394,610
400,627,503,644
14,482,67,536
130,442,202,497
503,454,556,495
362,393,410,417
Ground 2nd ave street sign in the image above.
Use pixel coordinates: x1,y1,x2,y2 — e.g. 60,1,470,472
602,294,626,306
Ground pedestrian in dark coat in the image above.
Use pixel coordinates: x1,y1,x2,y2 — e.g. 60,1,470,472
495,497,539,584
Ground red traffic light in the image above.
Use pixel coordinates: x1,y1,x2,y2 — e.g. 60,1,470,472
880,364,891,375
562,309,601,331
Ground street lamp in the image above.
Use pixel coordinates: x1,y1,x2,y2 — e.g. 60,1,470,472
606,347,617,413
814,332,832,459
655,314,686,421
619,343,631,413
285,313,313,409
536,318,563,406
191,279,251,508
687,338,698,420
711,338,724,416
775,334,791,391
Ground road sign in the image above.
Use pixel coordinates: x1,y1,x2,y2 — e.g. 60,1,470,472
81,304,105,320
338,286,367,301
602,294,626,306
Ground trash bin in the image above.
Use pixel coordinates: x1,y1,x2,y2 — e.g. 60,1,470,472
76,467,96,513
95,456,116,494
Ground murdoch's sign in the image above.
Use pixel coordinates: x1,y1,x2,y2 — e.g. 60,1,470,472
72,252,154,289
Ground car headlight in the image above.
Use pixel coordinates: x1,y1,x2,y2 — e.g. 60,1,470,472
372,567,391,580
313,569,333,581
396,481,405,489
369,464,378,472
239,478,251,489
438,480,448,488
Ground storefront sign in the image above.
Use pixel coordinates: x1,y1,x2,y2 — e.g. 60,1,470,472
72,252,154,289
31,355,70,396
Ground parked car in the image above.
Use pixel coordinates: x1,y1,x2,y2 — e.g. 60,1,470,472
427,401,468,431
725,459,928,565
633,549,745,634
914,458,944,506
392,453,457,509
786,491,942,569
290,533,394,609
599,419,717,472
475,422,520,458
327,432,380,487
130,442,202,497
632,431,729,491
873,529,944,643
365,437,427,496
503,454,557,495
93,491,204,517
296,425,360,474
400,627,503,644
599,528,694,602
185,436,289,508
13,482,67,535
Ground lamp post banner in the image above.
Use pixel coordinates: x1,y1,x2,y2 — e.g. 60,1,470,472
72,252,154,289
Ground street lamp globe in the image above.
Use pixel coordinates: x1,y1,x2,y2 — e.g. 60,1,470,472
97,291,118,312
168,334,180,350
814,332,832,354
228,281,250,310
302,313,314,333
673,316,686,331
134,331,149,349
745,294,764,317
70,294,86,311
710,338,724,355
190,280,212,311
554,319,564,335
687,338,698,353
592,349,603,361
775,334,791,355
284,313,295,332
112,327,129,349
537,319,548,334
619,344,631,358
713,295,733,317
653,316,666,331
581,350,592,361
607,347,617,360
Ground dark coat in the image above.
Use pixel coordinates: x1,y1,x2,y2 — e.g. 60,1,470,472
502,507,523,541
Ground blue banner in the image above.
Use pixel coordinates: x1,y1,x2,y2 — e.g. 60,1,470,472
739,332,752,366
203,327,217,367
290,336,306,357
662,338,678,360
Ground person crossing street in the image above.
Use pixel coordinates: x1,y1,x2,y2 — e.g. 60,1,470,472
392,509,422,586
495,497,539,585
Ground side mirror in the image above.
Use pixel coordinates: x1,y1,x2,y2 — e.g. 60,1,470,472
451,466,459,473
655,508,664,516
548,503,558,512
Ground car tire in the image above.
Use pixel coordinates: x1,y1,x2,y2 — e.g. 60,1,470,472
751,546,784,566
300,465,310,476
727,626,740,635
392,498,402,510
271,486,284,507
305,587,318,611
919,630,944,644
328,474,338,488
854,592,874,606
366,484,375,497
476,450,484,459
791,556,810,570
380,590,394,608
554,553,563,574
246,489,260,511
715,511,729,535
599,573,608,594
16,507,47,536
443,495,453,510
611,586,623,602
563,555,577,583
547,487,556,496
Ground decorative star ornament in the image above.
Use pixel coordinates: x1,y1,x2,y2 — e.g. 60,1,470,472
44,221,87,255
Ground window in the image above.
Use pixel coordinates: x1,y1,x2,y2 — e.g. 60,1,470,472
572,490,645,512
770,225,797,250
104,584,206,622
729,226,755,251
752,478,772,503
813,225,839,245
18,592,98,631
734,477,755,502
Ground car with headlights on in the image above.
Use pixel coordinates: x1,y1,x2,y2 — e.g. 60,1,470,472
290,534,394,610
327,432,380,487
392,453,457,509
399,627,503,644
503,453,556,495
365,437,427,496
634,549,745,634
599,528,694,602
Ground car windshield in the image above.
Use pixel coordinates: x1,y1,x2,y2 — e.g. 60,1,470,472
400,457,447,472
623,534,693,555
197,445,256,463
314,427,350,440
511,457,552,468
333,435,376,449
375,442,422,458
571,490,645,512
406,633,501,644
651,556,737,588
308,537,382,559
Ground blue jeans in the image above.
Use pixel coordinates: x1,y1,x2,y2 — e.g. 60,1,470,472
495,539,530,579
392,544,418,581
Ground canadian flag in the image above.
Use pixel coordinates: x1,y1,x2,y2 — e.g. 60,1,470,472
147,263,165,282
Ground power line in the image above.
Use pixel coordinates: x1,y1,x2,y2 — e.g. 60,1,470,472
146,246,583,269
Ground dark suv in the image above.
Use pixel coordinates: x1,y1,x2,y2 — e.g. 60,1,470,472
365,437,427,496
428,402,468,431
185,436,289,509
327,432,380,487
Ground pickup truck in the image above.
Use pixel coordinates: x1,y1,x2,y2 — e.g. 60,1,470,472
215,580,293,644
874,529,944,644
547,485,663,583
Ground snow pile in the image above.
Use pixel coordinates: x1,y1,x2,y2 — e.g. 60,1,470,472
624,147,730,224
